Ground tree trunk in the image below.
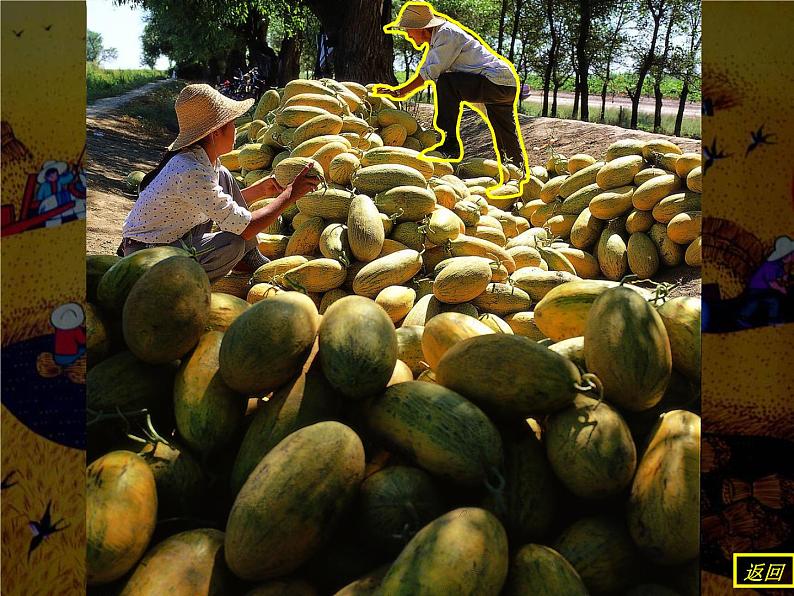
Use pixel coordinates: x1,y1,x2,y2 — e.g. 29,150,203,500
306,0,396,84
572,75,580,119
542,0,557,117
576,0,592,122
552,82,560,117
277,35,302,86
629,0,664,129
498,0,509,54
653,2,676,133
509,0,524,64
653,79,663,132
674,78,689,137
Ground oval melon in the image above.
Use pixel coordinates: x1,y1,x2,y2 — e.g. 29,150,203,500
122,256,211,364
656,297,701,382
554,515,638,595
584,286,672,411
545,395,637,499
98,247,189,316
225,421,365,581
377,508,509,596
219,293,319,395
627,410,700,565
358,466,444,555
318,295,397,399
120,529,233,596
230,365,342,496
174,331,246,455
365,381,503,486
87,451,157,585
435,334,581,418
505,544,588,596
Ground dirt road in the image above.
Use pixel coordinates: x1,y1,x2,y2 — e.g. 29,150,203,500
87,79,170,118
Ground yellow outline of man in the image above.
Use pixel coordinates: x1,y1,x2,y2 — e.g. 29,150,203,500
373,1,531,202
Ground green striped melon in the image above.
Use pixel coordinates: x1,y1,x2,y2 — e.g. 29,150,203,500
584,286,672,411
351,164,427,195
436,334,580,418
506,544,588,596
627,231,660,279
596,155,644,190
558,161,605,198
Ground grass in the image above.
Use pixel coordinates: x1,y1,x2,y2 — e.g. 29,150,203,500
123,80,183,134
87,63,168,103
519,101,701,139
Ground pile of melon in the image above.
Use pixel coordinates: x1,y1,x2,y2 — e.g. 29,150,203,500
86,235,700,593
213,79,700,308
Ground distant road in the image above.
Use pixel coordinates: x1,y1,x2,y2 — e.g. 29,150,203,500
522,90,701,118
87,79,171,118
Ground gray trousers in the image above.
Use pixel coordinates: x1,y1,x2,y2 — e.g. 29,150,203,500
121,166,258,282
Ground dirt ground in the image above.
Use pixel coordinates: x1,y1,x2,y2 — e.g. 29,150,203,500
86,88,700,297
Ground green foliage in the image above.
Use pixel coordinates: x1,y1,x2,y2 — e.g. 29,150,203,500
86,63,167,103
87,29,118,65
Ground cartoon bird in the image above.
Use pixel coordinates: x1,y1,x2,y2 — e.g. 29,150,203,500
703,138,732,175
28,500,69,560
745,124,777,157
12,29,24,37
44,24,53,31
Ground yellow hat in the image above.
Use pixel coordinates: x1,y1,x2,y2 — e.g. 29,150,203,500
384,1,445,32
168,84,253,151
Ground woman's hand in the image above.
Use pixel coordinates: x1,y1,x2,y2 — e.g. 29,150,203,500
245,174,284,200
283,164,321,203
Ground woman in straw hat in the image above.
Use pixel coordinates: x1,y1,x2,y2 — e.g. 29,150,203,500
737,235,793,328
374,1,525,170
119,83,319,281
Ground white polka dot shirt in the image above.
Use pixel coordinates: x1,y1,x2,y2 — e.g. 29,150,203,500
122,145,252,243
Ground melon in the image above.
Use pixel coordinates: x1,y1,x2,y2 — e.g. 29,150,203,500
219,293,319,395
627,410,700,565
545,395,637,499
122,256,210,364
97,246,189,315
435,334,581,418
584,286,672,411
377,508,508,596
119,529,233,596
483,431,557,543
554,515,638,595
656,297,701,382
365,381,503,486
225,421,365,581
318,295,397,399
87,451,157,585
174,331,247,455
505,544,588,596
207,292,250,332
230,365,343,496
358,466,444,555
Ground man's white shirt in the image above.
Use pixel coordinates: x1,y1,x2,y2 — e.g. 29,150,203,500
419,21,516,88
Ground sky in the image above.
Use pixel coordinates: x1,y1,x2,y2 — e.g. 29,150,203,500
86,0,170,70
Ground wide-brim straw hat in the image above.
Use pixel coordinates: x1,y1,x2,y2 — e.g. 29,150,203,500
168,84,254,151
384,1,445,32
51,302,84,329
37,160,68,183
767,235,794,261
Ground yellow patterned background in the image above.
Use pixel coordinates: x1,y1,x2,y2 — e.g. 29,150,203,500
1,2,86,594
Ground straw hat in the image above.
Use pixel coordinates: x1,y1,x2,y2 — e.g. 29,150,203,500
37,160,67,183
51,302,84,330
767,235,794,261
168,84,254,151
384,1,445,32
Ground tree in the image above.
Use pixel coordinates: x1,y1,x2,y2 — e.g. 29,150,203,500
650,0,681,132
86,30,118,65
669,0,700,136
591,0,629,123
626,0,667,129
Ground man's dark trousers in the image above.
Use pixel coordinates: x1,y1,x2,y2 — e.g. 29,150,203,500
434,71,524,167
